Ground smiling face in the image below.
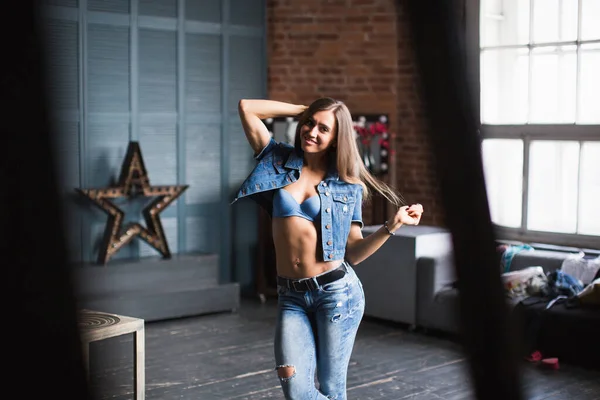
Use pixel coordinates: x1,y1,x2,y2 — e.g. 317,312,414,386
299,110,337,154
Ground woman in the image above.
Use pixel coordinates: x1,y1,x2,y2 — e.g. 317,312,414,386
232,97,423,399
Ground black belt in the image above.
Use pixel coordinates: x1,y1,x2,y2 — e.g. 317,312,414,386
277,264,347,292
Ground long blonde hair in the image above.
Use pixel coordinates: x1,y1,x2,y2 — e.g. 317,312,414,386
294,97,406,208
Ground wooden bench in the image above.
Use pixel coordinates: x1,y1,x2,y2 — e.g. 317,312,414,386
79,309,145,399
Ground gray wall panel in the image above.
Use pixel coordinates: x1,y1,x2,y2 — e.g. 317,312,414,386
186,215,220,254
228,35,263,113
230,0,264,27
139,0,176,17
87,122,130,187
186,123,221,204
89,0,130,13
186,0,221,22
139,124,177,184
186,33,222,116
42,19,79,111
42,0,78,7
139,28,177,112
87,24,130,113
228,118,254,190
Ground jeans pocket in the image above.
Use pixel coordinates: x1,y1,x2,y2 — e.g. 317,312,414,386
357,279,365,301
320,278,348,293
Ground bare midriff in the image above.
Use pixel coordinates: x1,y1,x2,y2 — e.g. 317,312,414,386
272,216,343,279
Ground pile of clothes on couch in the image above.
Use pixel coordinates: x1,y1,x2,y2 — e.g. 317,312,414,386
498,247,600,370
501,253,600,307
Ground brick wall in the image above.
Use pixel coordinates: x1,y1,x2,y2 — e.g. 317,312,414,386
267,0,445,227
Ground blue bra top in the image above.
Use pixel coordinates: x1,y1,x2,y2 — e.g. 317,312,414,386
272,189,321,221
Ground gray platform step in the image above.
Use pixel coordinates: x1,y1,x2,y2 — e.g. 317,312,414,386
77,282,240,322
72,253,239,322
72,253,220,296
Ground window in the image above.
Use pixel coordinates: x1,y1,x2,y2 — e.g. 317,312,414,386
468,0,600,249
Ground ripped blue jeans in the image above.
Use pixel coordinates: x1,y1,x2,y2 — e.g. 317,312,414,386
274,262,365,400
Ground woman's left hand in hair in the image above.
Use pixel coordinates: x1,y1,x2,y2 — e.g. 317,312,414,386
394,203,424,227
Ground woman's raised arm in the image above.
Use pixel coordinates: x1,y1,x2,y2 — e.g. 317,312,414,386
238,99,307,155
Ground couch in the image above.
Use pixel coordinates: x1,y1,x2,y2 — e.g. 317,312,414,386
354,225,600,369
416,247,600,369
416,248,598,331
416,248,576,334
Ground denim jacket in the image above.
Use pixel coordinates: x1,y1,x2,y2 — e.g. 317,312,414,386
231,138,363,262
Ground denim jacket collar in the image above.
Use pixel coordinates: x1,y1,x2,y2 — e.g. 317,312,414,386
284,148,303,170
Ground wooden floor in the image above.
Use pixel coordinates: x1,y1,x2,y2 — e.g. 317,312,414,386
89,297,600,400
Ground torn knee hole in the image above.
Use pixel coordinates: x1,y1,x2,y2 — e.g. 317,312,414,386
276,365,296,381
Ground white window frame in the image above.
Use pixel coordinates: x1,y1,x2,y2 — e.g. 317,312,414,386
466,0,600,250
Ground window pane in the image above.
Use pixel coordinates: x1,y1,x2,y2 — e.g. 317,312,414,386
480,0,530,47
578,43,600,124
579,142,600,236
481,48,529,124
482,139,523,228
581,0,600,40
528,141,579,233
532,0,578,43
529,46,577,123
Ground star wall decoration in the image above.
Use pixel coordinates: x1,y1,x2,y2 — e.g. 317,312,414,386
75,141,188,265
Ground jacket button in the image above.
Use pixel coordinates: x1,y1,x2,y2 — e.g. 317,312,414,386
323,182,327,187
325,191,330,196
343,196,347,201
327,240,332,245
325,224,331,229
343,205,348,212
329,253,334,259
326,207,331,213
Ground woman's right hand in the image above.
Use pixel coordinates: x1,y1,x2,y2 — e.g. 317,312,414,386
388,203,424,232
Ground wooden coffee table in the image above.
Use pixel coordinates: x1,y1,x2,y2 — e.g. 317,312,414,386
78,309,145,399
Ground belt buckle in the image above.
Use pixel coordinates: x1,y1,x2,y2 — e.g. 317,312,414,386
305,277,319,291
292,278,318,292
292,280,304,292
